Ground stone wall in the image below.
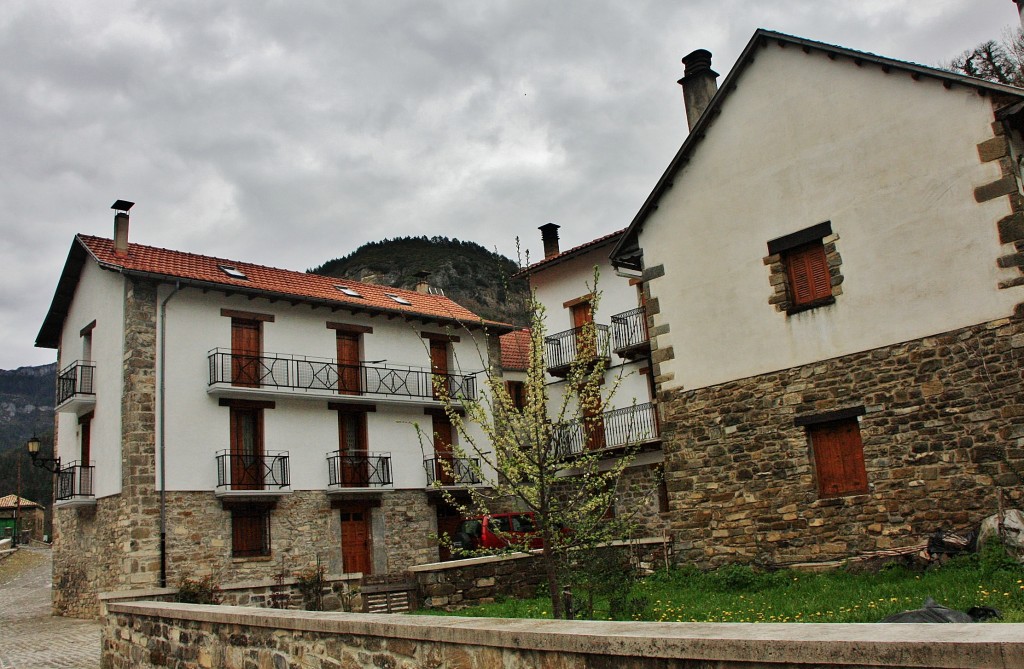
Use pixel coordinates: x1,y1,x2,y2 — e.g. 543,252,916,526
616,461,670,537
411,538,669,609
379,489,439,572
660,316,1024,567
102,601,1024,669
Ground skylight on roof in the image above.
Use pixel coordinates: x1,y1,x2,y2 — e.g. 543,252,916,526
385,293,412,306
335,285,363,298
218,265,247,279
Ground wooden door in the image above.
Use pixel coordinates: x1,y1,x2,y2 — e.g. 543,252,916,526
435,503,462,561
340,507,372,575
571,301,595,360
338,411,368,486
580,385,605,451
336,332,361,395
432,414,454,485
230,407,264,490
231,319,261,387
430,339,449,398
79,412,93,465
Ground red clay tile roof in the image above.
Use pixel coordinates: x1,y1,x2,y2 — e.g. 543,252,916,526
0,495,41,510
499,328,531,371
514,228,625,278
77,234,503,326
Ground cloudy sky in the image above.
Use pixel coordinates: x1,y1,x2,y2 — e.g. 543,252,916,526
1,1,1019,368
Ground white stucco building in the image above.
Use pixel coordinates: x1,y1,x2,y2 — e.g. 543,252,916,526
610,30,1024,566
36,204,508,616
515,224,669,533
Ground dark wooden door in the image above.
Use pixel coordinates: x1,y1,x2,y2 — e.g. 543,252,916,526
336,332,361,395
432,415,454,485
338,411,368,486
435,503,462,561
230,407,263,490
231,319,261,387
79,412,93,465
571,301,595,360
340,507,372,575
810,420,867,498
430,339,448,398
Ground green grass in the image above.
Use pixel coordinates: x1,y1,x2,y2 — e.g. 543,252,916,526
413,546,1024,623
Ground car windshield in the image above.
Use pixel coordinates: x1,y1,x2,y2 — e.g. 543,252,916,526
511,515,535,532
458,520,482,538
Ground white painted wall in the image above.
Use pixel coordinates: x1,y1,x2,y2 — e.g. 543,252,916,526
638,46,1022,392
56,261,124,498
158,286,492,491
529,244,654,417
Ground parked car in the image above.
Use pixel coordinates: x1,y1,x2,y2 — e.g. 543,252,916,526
451,512,542,553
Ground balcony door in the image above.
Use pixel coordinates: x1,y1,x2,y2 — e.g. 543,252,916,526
340,505,372,575
429,339,449,399
336,332,361,395
571,300,595,360
338,411,369,486
231,318,262,387
230,407,264,490
432,413,455,485
79,412,93,465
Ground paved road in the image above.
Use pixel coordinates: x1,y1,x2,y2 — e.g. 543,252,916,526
0,547,101,669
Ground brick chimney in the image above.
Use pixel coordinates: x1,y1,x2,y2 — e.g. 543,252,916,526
678,49,719,132
539,223,561,260
111,200,134,255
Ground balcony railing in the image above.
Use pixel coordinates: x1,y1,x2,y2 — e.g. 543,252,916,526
543,324,610,375
56,462,94,502
327,451,393,488
215,450,290,491
208,349,478,402
610,306,649,356
424,456,481,486
56,361,95,407
553,402,660,459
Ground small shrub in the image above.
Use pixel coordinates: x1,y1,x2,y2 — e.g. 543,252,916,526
295,563,326,611
176,574,221,605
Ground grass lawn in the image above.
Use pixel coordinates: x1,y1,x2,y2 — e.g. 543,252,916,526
412,545,1024,623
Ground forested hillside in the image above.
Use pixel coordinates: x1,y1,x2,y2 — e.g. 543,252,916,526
310,236,530,326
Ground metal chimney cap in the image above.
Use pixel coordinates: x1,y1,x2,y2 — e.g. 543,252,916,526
111,200,135,213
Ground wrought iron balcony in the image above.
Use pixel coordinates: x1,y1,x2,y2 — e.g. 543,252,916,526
327,451,393,488
56,361,96,412
543,324,610,376
610,306,650,358
215,450,290,495
56,462,94,505
552,402,660,459
424,457,481,487
208,349,478,402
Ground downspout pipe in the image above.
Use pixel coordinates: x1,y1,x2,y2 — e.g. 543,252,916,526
158,281,182,587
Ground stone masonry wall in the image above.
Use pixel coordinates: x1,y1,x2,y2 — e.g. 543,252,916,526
616,461,670,537
103,601,1024,669
53,276,161,618
380,489,439,571
661,316,1024,568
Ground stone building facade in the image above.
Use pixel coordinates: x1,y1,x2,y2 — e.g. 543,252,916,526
38,216,508,618
611,30,1024,566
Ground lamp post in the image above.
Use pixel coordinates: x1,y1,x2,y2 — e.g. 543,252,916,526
27,435,61,474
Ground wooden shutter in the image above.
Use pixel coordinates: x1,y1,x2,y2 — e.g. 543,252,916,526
809,419,867,498
786,242,831,306
338,411,368,486
231,319,262,387
336,332,361,395
232,509,269,557
79,412,93,465
430,339,448,399
432,414,454,485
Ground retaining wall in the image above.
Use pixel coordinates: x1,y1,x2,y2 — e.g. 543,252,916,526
103,601,1024,668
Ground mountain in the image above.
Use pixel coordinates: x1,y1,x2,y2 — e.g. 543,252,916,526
310,236,530,326
0,363,56,511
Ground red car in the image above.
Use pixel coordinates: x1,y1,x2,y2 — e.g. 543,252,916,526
451,512,543,552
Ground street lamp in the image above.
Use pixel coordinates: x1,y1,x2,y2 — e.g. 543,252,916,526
27,435,61,474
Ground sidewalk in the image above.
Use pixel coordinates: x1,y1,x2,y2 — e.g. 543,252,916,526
0,546,100,669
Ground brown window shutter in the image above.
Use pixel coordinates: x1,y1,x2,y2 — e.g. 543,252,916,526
232,510,269,556
809,419,868,498
787,242,831,306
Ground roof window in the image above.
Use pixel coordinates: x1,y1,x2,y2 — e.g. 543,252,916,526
218,265,248,280
335,285,363,298
385,293,412,306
